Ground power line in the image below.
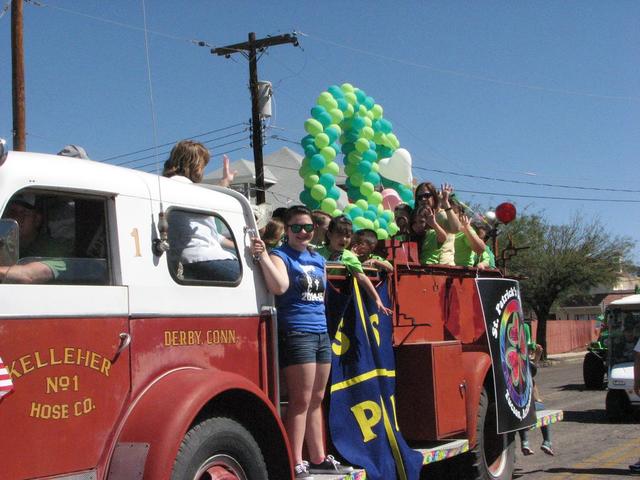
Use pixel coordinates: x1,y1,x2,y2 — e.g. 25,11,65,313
26,0,208,46
111,129,248,167
138,145,250,173
123,136,249,170
413,165,640,194
101,122,247,162
456,189,640,204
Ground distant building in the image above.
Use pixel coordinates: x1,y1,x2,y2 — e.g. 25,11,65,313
554,272,640,320
203,147,348,209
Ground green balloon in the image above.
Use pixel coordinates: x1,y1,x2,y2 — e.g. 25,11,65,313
311,184,327,201
353,216,368,231
314,133,330,149
388,222,399,236
361,126,374,140
299,161,313,178
344,163,357,176
321,161,340,176
320,146,336,162
355,199,369,211
362,218,374,230
371,161,380,172
329,108,344,124
331,208,342,217
369,191,383,205
347,151,362,164
376,228,389,240
371,104,383,119
304,174,319,188
344,103,355,118
387,133,400,149
318,92,338,110
304,118,323,136
321,197,337,213
341,83,355,93
355,137,370,153
344,92,357,105
360,181,374,197
351,172,364,187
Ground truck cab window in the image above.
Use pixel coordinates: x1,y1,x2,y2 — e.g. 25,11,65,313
167,209,241,285
0,190,110,285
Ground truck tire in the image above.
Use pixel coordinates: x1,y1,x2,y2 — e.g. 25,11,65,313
171,416,268,480
606,389,631,423
583,351,605,390
458,387,515,480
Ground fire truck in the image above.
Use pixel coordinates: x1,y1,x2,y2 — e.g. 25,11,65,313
0,142,561,480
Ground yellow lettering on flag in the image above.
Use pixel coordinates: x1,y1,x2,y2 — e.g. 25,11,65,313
332,318,351,356
330,368,395,393
381,396,408,480
351,400,381,443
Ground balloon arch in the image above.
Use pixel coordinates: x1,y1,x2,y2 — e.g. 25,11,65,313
298,83,415,239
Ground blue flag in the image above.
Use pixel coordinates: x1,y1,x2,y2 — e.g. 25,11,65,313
328,277,423,480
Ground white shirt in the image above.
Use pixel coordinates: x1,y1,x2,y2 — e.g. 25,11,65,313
167,175,236,264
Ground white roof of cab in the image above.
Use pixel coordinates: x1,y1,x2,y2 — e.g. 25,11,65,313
1,151,246,214
610,294,640,307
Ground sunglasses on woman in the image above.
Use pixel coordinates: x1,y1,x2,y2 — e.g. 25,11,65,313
416,192,433,201
288,223,314,233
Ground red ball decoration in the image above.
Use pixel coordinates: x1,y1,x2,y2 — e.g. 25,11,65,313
495,202,516,224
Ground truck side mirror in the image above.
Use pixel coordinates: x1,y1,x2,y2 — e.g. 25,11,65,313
0,219,19,266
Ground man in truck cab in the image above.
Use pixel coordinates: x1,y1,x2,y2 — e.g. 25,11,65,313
0,193,72,284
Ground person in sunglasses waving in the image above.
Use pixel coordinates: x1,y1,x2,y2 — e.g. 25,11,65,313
250,205,353,479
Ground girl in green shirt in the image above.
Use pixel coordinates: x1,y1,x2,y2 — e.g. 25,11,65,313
316,216,391,314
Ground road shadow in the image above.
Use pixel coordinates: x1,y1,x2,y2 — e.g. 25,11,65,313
562,409,609,424
546,466,632,476
556,383,595,392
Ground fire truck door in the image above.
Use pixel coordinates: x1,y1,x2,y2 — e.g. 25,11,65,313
0,192,131,479
0,286,130,479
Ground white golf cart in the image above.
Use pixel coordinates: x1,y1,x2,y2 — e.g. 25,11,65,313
605,294,640,421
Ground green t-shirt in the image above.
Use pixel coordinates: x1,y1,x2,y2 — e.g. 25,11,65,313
476,246,496,268
316,246,364,274
453,232,475,267
420,230,442,265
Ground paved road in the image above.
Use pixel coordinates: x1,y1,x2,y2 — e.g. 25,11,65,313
514,355,640,479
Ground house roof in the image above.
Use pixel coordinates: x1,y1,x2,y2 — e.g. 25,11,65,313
203,146,349,209
203,158,278,186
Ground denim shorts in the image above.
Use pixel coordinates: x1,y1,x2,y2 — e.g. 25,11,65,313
278,331,331,368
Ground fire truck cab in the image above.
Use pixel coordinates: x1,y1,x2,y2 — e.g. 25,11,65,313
0,147,290,480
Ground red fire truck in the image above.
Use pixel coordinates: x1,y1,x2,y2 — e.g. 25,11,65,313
0,142,560,480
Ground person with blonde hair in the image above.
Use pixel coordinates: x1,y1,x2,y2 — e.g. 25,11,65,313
163,140,239,282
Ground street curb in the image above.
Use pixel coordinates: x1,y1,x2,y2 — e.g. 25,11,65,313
546,351,586,364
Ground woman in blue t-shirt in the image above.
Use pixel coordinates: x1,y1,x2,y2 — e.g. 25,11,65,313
251,205,352,478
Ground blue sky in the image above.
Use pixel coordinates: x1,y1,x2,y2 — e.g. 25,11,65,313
1,1,639,261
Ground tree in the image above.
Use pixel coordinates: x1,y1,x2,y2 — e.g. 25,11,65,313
500,213,635,355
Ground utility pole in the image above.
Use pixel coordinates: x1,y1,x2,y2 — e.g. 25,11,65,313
212,32,298,204
12,0,26,151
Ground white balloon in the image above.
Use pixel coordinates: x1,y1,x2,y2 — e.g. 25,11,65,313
378,148,413,185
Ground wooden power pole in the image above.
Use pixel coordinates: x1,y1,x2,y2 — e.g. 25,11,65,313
212,32,298,205
11,0,26,151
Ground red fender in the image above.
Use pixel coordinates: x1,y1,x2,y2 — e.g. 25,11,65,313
108,367,290,479
461,351,492,446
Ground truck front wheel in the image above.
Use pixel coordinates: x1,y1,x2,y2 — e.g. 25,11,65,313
462,387,515,480
606,389,631,423
171,416,268,480
583,351,605,390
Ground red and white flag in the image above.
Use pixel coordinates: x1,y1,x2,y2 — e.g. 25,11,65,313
0,357,14,399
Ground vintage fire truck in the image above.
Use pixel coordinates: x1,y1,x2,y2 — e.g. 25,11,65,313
0,142,561,480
